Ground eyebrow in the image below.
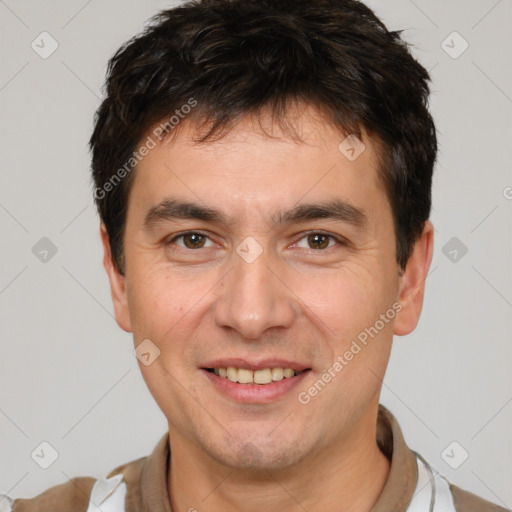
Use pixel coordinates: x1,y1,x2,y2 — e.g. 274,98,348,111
143,198,368,231
144,199,229,230
273,200,367,229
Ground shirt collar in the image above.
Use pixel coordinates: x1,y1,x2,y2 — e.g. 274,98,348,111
371,404,419,511
121,404,418,512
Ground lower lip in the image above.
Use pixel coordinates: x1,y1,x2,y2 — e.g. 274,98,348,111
201,369,311,404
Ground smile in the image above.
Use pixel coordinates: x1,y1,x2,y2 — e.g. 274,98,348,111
202,365,312,404
205,367,306,385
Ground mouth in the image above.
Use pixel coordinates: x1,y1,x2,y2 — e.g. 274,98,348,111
200,362,312,403
204,366,310,385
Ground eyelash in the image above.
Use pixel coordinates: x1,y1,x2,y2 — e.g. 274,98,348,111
166,230,347,251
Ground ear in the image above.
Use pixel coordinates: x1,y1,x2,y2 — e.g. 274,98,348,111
100,224,132,333
393,220,434,336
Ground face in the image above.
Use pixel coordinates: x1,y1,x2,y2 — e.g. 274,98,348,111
102,104,433,470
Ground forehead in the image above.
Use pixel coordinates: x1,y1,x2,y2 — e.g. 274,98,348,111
128,104,388,228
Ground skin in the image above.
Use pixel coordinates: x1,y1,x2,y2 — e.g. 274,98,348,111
101,104,434,512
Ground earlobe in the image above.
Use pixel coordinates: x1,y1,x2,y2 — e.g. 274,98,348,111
393,220,434,336
100,224,132,333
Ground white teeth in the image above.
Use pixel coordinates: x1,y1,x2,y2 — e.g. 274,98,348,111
212,366,300,384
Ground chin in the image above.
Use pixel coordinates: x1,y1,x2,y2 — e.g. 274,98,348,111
202,430,313,471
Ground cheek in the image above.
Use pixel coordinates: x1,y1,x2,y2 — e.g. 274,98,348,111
126,265,209,342
292,263,399,375
298,264,389,332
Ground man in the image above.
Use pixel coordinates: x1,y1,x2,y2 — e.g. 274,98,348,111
2,0,508,511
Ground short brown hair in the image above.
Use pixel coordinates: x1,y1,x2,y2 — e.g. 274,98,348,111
90,0,437,274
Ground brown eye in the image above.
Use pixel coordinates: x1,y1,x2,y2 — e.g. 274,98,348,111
307,233,330,249
177,233,209,249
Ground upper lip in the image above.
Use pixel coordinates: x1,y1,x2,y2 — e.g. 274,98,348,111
201,358,311,372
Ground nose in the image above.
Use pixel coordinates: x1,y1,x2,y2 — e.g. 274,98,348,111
213,247,297,340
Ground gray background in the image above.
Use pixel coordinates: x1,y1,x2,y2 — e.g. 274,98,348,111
1,0,511,507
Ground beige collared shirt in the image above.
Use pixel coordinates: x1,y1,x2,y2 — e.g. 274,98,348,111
5,405,509,512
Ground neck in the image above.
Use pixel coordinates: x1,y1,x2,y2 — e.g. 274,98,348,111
167,408,390,512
